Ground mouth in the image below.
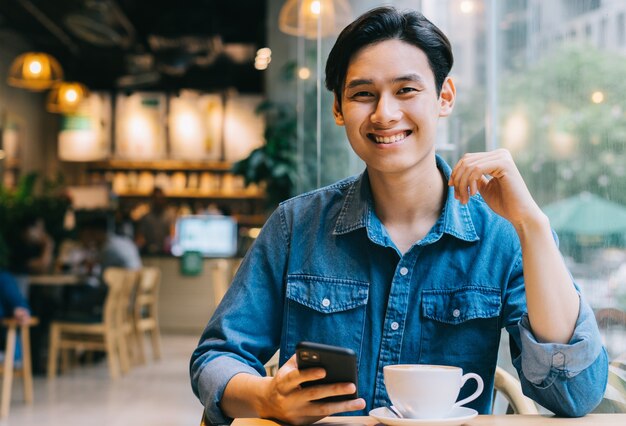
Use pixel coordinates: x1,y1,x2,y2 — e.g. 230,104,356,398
367,130,412,144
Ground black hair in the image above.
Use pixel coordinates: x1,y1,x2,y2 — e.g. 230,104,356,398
325,6,454,103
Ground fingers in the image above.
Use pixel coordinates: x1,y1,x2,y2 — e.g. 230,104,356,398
300,382,357,403
275,354,326,395
276,397,366,426
308,397,366,417
266,354,365,424
290,392,365,423
449,149,513,204
13,307,31,325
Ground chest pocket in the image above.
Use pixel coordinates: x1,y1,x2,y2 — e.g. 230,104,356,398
419,286,502,360
283,275,369,362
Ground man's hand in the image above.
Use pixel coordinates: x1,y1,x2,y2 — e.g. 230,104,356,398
13,307,31,325
448,149,545,229
255,354,365,425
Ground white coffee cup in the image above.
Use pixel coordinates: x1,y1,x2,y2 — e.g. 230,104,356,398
383,364,484,419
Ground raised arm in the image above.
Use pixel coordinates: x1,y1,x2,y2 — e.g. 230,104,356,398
449,149,578,343
450,149,608,416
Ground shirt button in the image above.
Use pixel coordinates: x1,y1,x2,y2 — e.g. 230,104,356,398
391,322,399,330
399,267,409,276
452,309,461,318
553,352,565,367
322,298,331,307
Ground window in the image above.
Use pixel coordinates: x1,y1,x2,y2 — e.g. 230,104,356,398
618,13,625,46
599,17,608,48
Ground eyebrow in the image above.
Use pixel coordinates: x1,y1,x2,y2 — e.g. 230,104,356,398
345,73,425,89
393,73,425,84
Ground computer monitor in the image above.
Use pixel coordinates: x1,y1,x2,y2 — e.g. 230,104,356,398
171,215,238,257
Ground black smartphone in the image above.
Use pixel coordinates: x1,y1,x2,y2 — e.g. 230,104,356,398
296,341,358,402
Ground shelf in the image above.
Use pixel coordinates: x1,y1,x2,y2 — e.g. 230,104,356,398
1,158,20,169
87,159,234,172
234,214,268,227
116,189,264,199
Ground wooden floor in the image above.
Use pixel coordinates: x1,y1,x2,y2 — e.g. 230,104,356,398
1,334,204,426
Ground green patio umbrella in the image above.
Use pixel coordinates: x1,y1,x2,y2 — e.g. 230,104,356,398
542,192,626,239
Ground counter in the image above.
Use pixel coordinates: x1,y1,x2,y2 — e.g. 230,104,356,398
141,256,241,334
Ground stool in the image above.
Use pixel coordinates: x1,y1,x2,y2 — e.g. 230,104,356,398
0,317,39,419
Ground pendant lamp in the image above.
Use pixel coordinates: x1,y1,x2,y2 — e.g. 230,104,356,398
278,0,353,39
7,52,64,91
46,82,89,114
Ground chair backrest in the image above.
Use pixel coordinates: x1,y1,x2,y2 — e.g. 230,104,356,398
102,267,138,328
493,366,539,415
134,266,160,318
200,411,208,426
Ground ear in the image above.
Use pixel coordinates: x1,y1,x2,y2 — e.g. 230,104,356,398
333,94,345,126
438,77,456,117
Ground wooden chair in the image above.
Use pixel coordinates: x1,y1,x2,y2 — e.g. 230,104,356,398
117,269,140,372
0,317,38,419
47,268,137,379
133,266,162,364
493,366,538,414
200,411,209,426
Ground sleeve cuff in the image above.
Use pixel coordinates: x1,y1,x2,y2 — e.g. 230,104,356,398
198,356,262,425
518,294,603,385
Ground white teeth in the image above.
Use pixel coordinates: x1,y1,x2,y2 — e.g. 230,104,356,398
374,132,407,144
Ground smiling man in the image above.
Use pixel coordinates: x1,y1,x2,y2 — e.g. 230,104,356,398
190,7,608,425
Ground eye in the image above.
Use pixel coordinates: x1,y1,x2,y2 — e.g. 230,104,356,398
350,91,374,99
397,87,418,95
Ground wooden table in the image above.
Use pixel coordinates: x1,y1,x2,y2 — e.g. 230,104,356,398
233,414,626,426
28,274,81,285
26,274,82,374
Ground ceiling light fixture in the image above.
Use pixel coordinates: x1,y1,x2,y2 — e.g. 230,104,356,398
46,82,89,114
7,52,64,91
278,0,353,39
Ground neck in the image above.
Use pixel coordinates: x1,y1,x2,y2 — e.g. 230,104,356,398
368,156,447,252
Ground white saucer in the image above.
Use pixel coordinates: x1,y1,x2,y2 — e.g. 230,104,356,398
369,406,478,426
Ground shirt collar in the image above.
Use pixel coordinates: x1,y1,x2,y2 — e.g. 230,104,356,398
333,154,479,243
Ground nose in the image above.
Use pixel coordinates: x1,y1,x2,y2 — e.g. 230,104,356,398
370,94,402,125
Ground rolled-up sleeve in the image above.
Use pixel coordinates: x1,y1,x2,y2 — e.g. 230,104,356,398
511,294,609,417
189,207,289,424
192,354,262,424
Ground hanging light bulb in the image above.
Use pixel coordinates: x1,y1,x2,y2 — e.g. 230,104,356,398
278,0,353,39
46,82,89,114
7,52,64,91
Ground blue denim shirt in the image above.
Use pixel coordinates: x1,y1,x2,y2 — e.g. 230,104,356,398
190,155,608,424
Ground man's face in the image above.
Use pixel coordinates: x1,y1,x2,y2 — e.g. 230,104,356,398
334,39,455,177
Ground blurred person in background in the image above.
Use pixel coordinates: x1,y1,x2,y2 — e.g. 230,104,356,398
10,214,54,276
135,187,175,255
7,214,55,304
0,270,32,364
78,215,142,273
61,214,141,322
0,270,31,325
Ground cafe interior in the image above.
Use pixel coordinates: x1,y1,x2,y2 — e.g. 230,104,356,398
0,0,625,425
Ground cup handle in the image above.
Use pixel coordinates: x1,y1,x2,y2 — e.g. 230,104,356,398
454,373,484,408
